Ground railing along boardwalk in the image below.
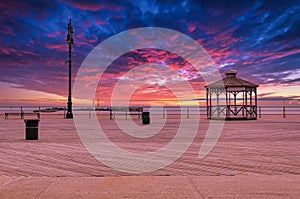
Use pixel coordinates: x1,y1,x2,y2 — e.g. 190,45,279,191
0,105,299,119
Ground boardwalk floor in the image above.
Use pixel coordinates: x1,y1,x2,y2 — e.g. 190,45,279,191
0,115,299,198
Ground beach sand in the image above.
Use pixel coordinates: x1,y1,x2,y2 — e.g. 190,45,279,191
0,114,299,198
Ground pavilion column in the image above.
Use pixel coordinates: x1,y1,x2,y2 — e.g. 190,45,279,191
206,88,209,118
217,90,220,117
242,91,245,116
254,88,257,118
250,89,253,118
234,92,237,114
209,89,212,119
245,90,248,118
225,89,228,118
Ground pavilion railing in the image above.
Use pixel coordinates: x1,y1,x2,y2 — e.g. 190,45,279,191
207,105,258,118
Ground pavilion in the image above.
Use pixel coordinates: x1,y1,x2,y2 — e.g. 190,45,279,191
205,70,259,120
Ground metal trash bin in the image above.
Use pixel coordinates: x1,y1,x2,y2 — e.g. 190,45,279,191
142,112,150,124
24,119,39,140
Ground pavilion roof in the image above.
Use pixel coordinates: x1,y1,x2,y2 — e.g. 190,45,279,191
205,70,259,88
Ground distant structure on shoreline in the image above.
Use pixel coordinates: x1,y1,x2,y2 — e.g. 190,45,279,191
205,70,259,120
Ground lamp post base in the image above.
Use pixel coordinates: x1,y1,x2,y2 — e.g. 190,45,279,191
66,112,73,119
66,101,73,119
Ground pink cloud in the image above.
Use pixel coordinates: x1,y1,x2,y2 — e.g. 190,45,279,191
242,61,252,65
73,30,98,46
45,43,65,50
0,24,16,37
255,48,300,64
0,47,22,56
62,1,123,11
187,22,197,33
95,18,108,25
48,30,63,38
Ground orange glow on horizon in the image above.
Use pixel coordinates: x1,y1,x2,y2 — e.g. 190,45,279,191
0,80,299,107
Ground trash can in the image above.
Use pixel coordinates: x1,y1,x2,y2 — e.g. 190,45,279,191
142,112,150,124
24,119,39,140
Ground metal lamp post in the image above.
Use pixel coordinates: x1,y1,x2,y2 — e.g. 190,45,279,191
66,18,74,119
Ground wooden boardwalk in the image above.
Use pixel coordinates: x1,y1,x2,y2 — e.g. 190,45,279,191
0,115,299,177
0,115,300,198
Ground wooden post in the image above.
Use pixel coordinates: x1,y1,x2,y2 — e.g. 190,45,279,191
259,106,261,118
92,98,94,110
21,106,23,119
110,108,112,120
283,99,286,118
187,106,189,119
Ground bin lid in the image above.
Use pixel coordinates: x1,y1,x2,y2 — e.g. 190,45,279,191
24,119,40,123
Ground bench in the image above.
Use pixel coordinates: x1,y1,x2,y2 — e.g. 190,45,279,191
110,107,143,120
4,112,40,120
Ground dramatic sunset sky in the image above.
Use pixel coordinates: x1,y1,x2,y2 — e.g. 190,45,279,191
0,0,299,106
